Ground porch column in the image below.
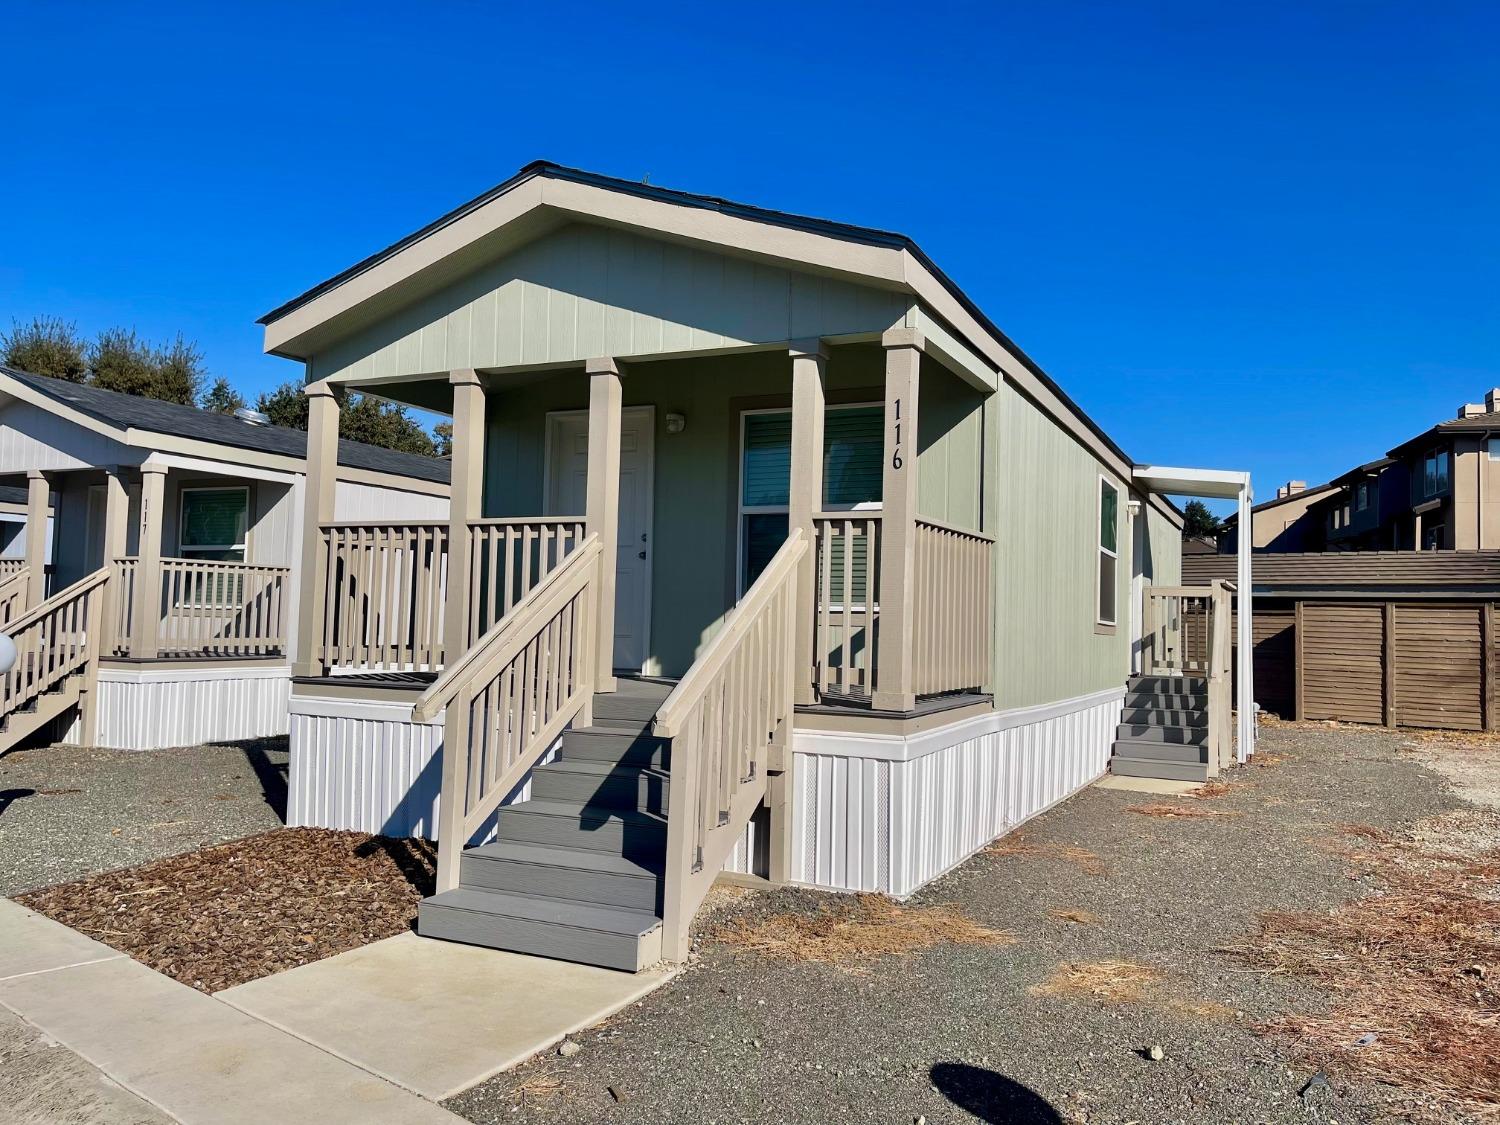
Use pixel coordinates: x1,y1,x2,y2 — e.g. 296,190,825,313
293,381,342,678
131,463,168,659
23,470,50,609
872,330,922,712
585,358,622,693
1235,482,1255,760
788,340,827,705
97,467,130,655
442,370,486,664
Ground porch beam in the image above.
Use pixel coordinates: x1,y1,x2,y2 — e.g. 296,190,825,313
292,381,343,678
585,358,623,692
872,330,922,712
132,463,168,659
788,340,827,706
443,370,486,664
23,470,49,610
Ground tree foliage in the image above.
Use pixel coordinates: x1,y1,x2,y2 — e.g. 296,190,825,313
1183,499,1223,538
201,376,247,415
1,317,89,382
255,381,438,456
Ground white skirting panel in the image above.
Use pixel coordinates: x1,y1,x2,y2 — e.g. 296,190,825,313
287,694,555,841
72,665,292,751
792,686,1124,897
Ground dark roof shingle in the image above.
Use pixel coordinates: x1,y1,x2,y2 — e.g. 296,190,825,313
0,367,448,485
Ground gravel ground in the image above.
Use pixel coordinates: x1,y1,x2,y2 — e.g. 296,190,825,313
0,738,288,896
447,725,1486,1125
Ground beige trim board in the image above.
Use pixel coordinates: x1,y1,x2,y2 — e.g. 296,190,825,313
291,683,440,713
793,699,994,737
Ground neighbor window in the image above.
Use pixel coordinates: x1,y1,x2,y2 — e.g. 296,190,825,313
1424,448,1450,496
1489,437,1500,461
737,405,882,591
178,487,248,562
1356,482,1370,511
1097,478,1118,627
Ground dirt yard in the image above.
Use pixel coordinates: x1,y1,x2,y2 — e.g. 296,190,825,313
448,724,1500,1125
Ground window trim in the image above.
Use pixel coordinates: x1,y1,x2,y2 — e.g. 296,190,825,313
1424,447,1450,497
735,403,882,596
1095,475,1120,630
177,484,250,561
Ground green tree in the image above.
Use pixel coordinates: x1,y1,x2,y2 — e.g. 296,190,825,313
1183,499,1223,538
151,334,207,405
88,328,159,398
1,317,88,382
256,381,438,456
433,421,453,458
201,376,247,415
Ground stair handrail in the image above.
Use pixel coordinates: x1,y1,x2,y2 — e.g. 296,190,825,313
416,536,603,892
0,567,110,722
654,528,806,962
0,565,30,627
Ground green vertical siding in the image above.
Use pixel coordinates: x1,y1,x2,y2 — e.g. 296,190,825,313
1144,503,1182,587
916,360,985,531
992,381,1132,709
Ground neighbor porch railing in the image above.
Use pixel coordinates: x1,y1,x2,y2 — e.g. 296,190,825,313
0,565,30,627
110,557,290,658
0,569,107,725
416,536,603,892
655,528,805,962
1143,582,1234,769
912,517,994,697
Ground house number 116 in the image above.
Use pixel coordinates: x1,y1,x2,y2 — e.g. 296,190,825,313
891,398,904,470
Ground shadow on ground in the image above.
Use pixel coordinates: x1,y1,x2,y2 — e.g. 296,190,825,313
931,1063,1063,1123
230,738,289,822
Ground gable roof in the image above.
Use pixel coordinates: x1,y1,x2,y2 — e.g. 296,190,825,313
264,164,1185,493
0,367,449,485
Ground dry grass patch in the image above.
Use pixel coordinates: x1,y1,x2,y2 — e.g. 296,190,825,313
510,1070,564,1105
1049,907,1102,925
986,836,1109,875
712,893,1015,968
1128,801,1243,820
1245,820,1500,1116
1030,959,1163,1004
1254,752,1290,768
1190,779,1233,799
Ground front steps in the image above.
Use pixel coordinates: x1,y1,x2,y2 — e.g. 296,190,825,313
1110,674,1212,782
0,672,82,754
418,679,674,972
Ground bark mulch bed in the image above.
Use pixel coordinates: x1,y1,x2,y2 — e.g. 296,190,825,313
16,828,434,993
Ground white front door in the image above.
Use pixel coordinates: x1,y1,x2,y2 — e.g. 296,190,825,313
545,407,655,673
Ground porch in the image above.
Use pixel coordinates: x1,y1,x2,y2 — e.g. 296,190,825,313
294,333,998,969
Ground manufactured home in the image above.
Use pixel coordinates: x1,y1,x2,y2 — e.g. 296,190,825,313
261,162,1255,971
0,367,449,751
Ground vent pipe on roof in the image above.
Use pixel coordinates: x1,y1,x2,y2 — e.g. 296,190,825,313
234,407,271,426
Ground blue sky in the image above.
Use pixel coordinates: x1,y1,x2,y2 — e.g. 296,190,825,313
3,1,1495,512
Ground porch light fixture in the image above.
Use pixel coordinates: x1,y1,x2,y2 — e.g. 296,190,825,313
665,412,687,434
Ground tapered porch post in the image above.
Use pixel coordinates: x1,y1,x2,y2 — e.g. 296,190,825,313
788,341,827,706
23,471,50,609
96,467,130,656
293,381,342,678
442,370,486,662
872,330,923,713
585,358,622,693
132,463,168,659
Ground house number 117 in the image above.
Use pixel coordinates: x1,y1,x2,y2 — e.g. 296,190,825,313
891,398,904,470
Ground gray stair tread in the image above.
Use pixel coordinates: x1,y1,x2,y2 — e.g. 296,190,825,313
538,757,668,781
464,840,662,878
1109,757,1211,781
507,798,668,827
423,887,661,936
1116,724,1208,742
1111,738,1209,763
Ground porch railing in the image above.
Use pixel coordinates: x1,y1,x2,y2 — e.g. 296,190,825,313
812,514,882,700
110,556,291,658
417,537,602,892
466,517,587,646
913,517,994,697
0,558,27,582
319,522,450,670
655,528,804,962
157,558,290,657
1144,582,1234,769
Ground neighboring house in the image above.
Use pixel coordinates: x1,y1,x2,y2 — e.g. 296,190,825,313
0,366,449,752
1236,390,1500,556
1185,550,1500,731
1218,479,1335,554
258,161,1250,972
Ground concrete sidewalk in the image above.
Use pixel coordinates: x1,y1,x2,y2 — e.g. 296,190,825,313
219,932,674,1100
0,900,464,1125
